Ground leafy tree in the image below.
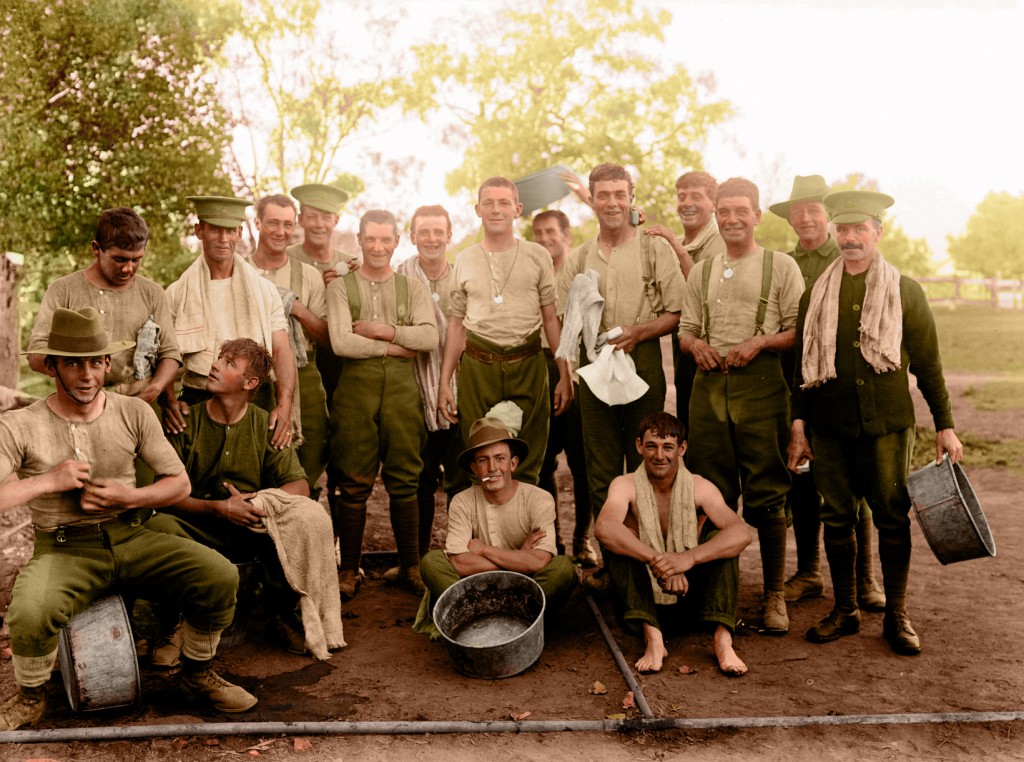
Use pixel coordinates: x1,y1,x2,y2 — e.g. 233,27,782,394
947,192,1024,277
220,0,412,198
755,172,934,276
408,0,732,224
0,0,236,317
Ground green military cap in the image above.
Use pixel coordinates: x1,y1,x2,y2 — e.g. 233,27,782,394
824,190,895,224
187,196,251,228
290,184,349,215
768,175,830,218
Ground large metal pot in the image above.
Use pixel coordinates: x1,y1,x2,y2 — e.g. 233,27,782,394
433,571,545,679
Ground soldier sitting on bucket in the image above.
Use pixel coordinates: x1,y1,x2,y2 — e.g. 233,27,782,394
0,308,256,730
413,413,576,639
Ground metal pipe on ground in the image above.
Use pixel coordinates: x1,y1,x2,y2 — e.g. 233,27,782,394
581,589,655,719
2,711,1023,744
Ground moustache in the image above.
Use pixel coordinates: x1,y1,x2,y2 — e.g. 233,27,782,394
840,243,863,250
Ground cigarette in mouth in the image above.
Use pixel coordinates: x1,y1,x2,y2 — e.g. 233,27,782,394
481,476,498,483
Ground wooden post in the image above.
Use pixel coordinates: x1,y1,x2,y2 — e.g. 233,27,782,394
0,253,20,389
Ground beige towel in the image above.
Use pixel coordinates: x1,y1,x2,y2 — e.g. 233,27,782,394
801,254,903,389
249,489,346,660
634,464,697,606
166,254,277,379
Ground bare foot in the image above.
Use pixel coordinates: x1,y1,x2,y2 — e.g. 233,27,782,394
714,625,747,676
636,623,668,673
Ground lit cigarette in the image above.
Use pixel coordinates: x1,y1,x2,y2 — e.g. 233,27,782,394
481,476,498,483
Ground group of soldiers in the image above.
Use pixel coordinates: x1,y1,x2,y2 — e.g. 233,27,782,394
0,164,962,730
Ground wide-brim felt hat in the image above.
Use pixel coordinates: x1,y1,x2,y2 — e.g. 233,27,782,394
457,417,530,473
290,184,349,215
188,195,252,228
768,175,830,218
824,190,895,224
26,307,135,357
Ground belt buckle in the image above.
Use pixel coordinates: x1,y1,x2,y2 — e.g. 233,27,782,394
56,528,66,544
129,513,142,528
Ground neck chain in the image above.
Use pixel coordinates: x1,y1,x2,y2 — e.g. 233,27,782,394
482,241,519,305
252,251,286,277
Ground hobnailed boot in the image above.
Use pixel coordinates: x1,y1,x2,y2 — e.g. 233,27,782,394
0,685,47,731
807,534,861,643
759,519,789,634
856,508,886,612
390,498,422,591
786,472,824,602
878,531,920,655
150,620,184,669
177,657,258,713
334,491,368,601
573,536,599,567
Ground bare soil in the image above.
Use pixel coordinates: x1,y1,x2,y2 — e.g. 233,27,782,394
1,362,1022,761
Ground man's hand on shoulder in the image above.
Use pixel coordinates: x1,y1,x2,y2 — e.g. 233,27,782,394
162,399,190,435
268,403,293,449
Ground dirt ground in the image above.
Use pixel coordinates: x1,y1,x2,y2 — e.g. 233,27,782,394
0,364,1022,761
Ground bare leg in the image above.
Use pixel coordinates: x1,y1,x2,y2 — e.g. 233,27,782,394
713,625,747,676
636,623,668,673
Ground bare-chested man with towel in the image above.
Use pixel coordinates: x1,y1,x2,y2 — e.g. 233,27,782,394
595,412,751,675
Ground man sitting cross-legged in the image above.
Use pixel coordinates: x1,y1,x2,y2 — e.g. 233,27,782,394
147,338,342,661
595,412,752,675
414,416,576,638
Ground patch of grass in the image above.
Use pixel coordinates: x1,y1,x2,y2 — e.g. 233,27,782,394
913,426,1024,473
963,379,1024,411
932,304,1024,376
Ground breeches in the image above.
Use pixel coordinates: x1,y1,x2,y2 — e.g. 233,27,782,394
297,356,329,490
687,353,791,527
579,339,666,516
811,427,914,538
330,357,426,503
7,522,237,658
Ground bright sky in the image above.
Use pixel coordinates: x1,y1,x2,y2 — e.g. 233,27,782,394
300,0,1023,265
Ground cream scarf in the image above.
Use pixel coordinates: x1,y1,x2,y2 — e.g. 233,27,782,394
801,253,903,389
634,463,698,605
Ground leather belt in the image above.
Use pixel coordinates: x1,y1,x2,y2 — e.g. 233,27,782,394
36,509,148,543
464,340,541,365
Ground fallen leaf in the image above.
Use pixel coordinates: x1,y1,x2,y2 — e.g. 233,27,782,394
202,738,220,746
293,737,313,751
606,713,626,720
622,691,635,710
171,738,189,751
590,680,607,695
677,665,697,675
509,710,531,721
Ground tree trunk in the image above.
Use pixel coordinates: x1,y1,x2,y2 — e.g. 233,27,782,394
0,253,19,389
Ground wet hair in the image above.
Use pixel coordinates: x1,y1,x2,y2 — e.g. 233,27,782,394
637,411,686,443
410,205,452,235
716,177,760,210
588,163,634,200
254,194,296,220
477,176,519,204
359,209,399,238
532,209,571,235
95,207,148,252
675,171,718,202
217,338,273,393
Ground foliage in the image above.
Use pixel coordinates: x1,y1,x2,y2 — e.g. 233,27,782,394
219,0,411,198
0,0,236,324
408,0,732,225
947,192,1024,278
755,172,935,276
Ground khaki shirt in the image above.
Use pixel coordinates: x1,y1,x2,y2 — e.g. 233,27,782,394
245,256,327,348
679,248,804,355
445,483,558,557
0,395,184,529
558,233,685,332
326,271,438,359
29,271,181,389
450,241,556,346
286,243,360,275
684,220,726,266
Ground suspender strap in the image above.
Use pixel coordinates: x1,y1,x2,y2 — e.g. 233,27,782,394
289,258,303,296
343,272,409,326
755,248,774,336
700,258,714,342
